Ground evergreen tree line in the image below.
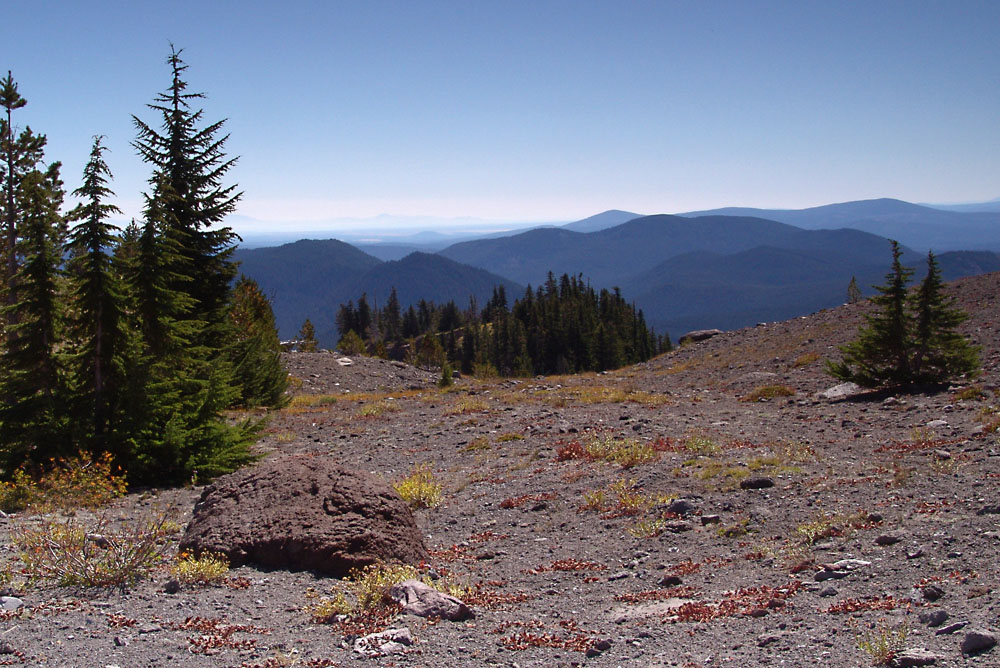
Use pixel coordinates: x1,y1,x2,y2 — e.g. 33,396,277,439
334,273,670,376
0,51,286,486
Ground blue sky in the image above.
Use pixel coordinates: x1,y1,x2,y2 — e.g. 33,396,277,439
5,1,999,234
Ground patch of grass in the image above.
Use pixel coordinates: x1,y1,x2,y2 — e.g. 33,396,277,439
287,393,339,408
580,478,671,518
627,518,667,538
793,352,821,368
854,620,909,666
461,436,491,452
0,451,127,514
684,434,720,455
13,513,171,588
496,432,525,442
717,517,751,538
444,397,490,415
393,464,443,509
558,436,658,468
171,551,230,586
742,385,795,403
953,385,986,402
357,400,400,418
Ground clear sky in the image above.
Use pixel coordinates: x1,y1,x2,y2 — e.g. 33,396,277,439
4,0,999,234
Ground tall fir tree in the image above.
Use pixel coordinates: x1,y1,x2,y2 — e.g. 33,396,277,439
908,251,979,384
64,137,129,454
828,240,913,387
1,72,47,320
131,46,240,343
0,161,67,469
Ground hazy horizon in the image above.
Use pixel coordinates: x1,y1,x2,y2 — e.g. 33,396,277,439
6,1,999,240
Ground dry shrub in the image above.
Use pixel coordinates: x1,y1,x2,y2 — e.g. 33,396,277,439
13,512,171,588
0,451,126,514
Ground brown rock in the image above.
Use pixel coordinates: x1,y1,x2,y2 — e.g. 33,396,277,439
179,454,428,576
387,579,473,621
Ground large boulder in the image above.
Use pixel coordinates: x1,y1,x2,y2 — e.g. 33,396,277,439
179,454,428,576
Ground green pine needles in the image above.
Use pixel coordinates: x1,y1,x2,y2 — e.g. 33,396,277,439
827,240,979,389
0,51,285,487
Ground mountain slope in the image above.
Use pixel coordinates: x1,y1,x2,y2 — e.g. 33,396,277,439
234,239,382,340
562,209,642,233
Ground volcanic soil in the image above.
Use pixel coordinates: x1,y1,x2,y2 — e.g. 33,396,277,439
2,272,1000,667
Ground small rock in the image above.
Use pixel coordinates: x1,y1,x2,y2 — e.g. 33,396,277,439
921,584,945,602
0,642,15,655
678,329,723,344
932,449,951,460
658,575,683,587
819,586,838,597
890,648,941,667
114,636,129,647
976,504,1000,515
665,499,695,516
163,579,181,595
918,609,948,627
906,547,925,559
0,597,23,612
961,630,997,655
595,639,612,651
700,514,721,525
757,635,781,648
353,627,414,657
387,580,473,621
875,533,903,546
817,382,861,400
926,419,949,429
608,571,630,581
935,621,968,635
740,477,774,490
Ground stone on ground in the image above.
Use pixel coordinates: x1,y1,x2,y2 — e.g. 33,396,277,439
179,454,428,576
387,579,473,621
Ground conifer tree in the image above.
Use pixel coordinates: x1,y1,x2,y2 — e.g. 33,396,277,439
298,318,318,351
908,251,979,383
828,241,913,387
0,162,67,468
828,241,979,388
64,137,129,453
847,275,862,304
227,276,288,407
1,72,47,319
132,46,240,341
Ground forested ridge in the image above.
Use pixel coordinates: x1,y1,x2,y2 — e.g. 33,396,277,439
0,50,286,486
335,272,670,377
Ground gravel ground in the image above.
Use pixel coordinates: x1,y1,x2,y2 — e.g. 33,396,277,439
1,272,999,668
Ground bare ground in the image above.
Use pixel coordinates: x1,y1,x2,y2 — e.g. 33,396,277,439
2,272,999,667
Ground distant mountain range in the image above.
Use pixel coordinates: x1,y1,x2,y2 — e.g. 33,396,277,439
234,199,1000,346
679,198,1000,252
234,243,520,345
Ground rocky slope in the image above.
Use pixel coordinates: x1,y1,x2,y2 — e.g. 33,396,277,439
1,273,999,667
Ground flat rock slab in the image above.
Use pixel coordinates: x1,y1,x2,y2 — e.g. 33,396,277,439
180,454,428,577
